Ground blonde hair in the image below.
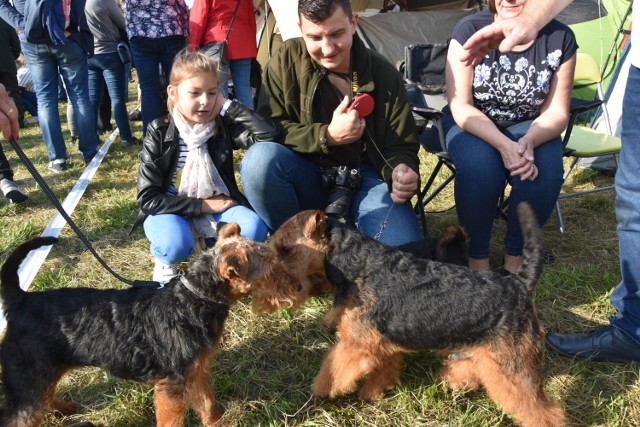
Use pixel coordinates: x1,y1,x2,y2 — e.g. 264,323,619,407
167,48,221,113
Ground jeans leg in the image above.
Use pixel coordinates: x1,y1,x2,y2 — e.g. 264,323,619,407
351,165,421,246
130,37,163,136
0,144,13,181
87,58,103,125
610,64,640,344
21,91,38,117
218,61,230,98
447,125,507,259
229,58,253,109
58,42,99,163
100,53,132,140
143,213,195,264
502,121,564,256
214,205,268,242
240,142,326,231
21,41,67,161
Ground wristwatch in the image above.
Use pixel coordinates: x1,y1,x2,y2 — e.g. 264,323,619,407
319,125,330,154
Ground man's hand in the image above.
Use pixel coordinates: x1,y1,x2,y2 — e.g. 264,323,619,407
0,83,19,141
390,163,419,204
326,96,366,146
461,17,539,65
460,0,574,66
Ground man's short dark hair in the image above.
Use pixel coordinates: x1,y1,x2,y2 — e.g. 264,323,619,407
298,0,353,23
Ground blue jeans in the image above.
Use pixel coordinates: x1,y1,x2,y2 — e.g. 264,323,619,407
143,205,268,264
21,40,98,163
21,91,37,117
88,52,132,141
239,142,421,246
219,58,254,109
610,64,640,344
129,35,186,135
447,120,564,259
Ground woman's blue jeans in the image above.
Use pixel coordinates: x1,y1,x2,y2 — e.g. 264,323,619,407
219,58,254,109
609,64,640,344
239,142,422,246
446,120,564,259
143,205,268,265
130,35,186,136
21,40,98,163
88,52,132,141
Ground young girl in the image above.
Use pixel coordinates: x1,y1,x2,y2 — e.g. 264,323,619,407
134,49,278,281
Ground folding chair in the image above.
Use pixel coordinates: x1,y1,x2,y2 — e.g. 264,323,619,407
555,52,622,233
401,43,456,231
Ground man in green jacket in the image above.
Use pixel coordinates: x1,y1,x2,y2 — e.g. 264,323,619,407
240,0,422,245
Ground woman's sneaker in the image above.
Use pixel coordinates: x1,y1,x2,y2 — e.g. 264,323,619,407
48,159,67,173
152,260,177,283
0,178,28,203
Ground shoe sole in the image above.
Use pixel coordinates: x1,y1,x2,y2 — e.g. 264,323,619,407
5,190,28,203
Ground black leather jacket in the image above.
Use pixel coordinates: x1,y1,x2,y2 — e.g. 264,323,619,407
132,100,279,232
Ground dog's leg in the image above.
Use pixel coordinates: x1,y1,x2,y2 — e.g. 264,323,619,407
313,320,383,398
313,339,372,397
437,351,481,391
154,380,188,427
470,344,566,427
1,363,71,427
185,351,225,427
358,351,403,401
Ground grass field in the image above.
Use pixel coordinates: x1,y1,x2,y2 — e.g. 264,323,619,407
0,92,638,426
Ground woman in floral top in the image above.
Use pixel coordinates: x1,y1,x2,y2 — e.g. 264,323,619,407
445,0,577,274
125,0,190,136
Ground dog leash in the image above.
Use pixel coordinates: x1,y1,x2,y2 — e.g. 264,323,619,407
9,138,160,289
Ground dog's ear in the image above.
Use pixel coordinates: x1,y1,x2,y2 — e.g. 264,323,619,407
303,210,326,239
218,248,249,281
218,222,241,241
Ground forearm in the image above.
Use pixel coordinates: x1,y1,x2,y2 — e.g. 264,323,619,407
522,0,574,31
526,112,569,148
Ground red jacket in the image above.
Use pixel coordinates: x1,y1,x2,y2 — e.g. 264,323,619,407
189,0,257,60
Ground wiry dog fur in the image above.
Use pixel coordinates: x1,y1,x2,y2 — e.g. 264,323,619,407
0,223,299,427
267,203,564,427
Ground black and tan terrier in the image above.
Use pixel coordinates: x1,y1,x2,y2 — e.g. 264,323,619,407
0,223,299,427
267,203,564,427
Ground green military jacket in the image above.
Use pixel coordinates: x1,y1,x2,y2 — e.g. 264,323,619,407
257,34,420,187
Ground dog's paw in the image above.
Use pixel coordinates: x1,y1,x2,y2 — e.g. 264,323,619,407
51,399,78,416
358,386,385,401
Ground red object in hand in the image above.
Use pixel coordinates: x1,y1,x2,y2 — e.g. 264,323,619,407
347,93,374,117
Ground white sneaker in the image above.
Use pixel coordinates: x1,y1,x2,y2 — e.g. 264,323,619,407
153,260,177,283
0,178,28,203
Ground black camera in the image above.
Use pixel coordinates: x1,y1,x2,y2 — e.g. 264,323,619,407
321,165,362,220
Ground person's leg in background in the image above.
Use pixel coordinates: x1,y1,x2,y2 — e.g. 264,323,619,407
58,42,99,164
100,52,137,145
229,58,253,109
21,42,68,170
0,144,28,203
130,37,162,136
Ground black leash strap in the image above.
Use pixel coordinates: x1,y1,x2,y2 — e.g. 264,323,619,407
9,138,160,289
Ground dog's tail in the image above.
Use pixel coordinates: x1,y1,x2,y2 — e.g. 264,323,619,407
1,237,58,305
517,203,544,291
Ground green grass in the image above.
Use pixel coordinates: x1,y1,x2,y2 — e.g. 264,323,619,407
1,89,639,426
